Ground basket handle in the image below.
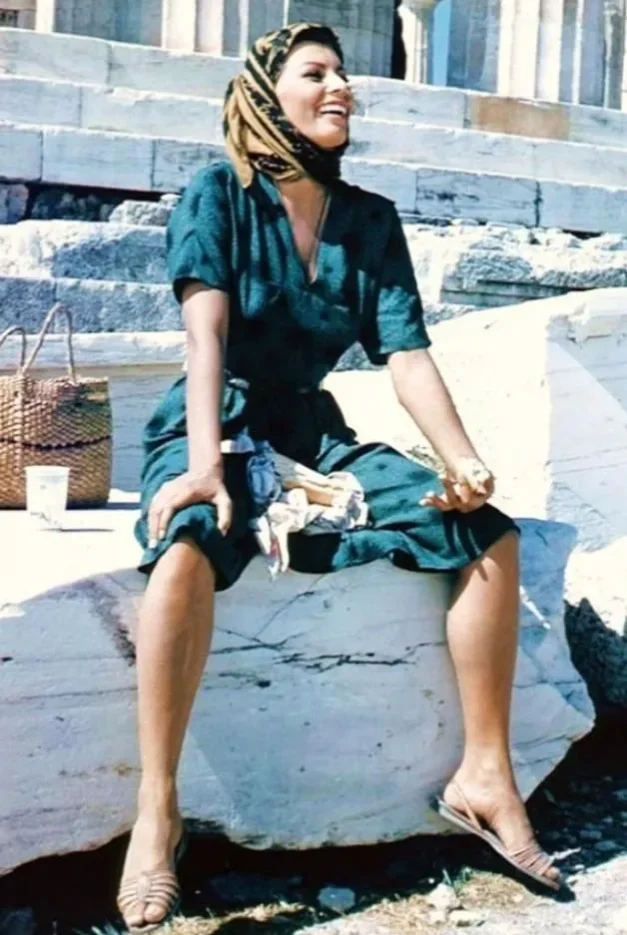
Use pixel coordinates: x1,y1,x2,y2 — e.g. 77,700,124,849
0,325,28,370
23,303,77,382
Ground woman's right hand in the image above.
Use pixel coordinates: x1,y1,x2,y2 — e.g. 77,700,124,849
148,468,232,547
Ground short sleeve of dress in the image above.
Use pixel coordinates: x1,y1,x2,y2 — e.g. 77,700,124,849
167,165,232,303
360,202,431,366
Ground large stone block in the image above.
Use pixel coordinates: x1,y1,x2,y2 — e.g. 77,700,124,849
107,42,240,98
42,126,153,191
468,95,570,141
341,158,417,214
351,77,466,129
0,503,593,875
0,75,80,129
0,274,55,327
533,137,627,190
0,27,109,85
53,277,179,331
569,103,627,149
81,85,223,143
325,290,627,704
0,220,168,283
152,139,226,192
0,275,178,332
416,168,537,226
349,120,536,178
0,124,41,182
403,221,627,310
539,179,627,234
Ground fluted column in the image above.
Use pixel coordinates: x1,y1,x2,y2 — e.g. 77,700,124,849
398,0,442,84
447,0,501,93
497,0,542,99
161,0,198,52
603,0,626,109
560,0,606,105
536,0,567,100
161,0,394,75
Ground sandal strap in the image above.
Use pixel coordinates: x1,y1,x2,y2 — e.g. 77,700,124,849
509,841,555,877
117,870,180,912
449,780,483,833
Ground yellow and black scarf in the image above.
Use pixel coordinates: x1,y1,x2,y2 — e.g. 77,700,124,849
223,23,348,188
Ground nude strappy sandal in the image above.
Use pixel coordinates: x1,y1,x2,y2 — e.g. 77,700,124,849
434,782,563,892
117,830,188,934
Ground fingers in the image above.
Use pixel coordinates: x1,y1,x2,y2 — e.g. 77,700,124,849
147,478,233,549
215,486,233,536
147,483,169,547
419,488,455,512
147,482,178,548
419,472,491,514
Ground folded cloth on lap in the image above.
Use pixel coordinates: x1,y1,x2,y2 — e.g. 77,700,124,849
221,431,368,578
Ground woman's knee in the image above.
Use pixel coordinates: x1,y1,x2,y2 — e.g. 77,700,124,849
155,536,216,588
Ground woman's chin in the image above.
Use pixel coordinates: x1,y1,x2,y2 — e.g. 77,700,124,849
312,130,349,150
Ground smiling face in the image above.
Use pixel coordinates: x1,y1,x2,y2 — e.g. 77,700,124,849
275,41,353,149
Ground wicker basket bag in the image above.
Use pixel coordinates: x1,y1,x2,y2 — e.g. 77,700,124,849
0,304,112,508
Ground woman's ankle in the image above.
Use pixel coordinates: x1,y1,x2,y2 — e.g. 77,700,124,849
137,775,179,817
453,751,517,790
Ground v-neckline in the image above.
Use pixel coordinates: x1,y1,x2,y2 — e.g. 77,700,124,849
262,174,335,289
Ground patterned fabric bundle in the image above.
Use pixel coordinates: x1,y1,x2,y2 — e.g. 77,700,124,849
223,22,349,188
222,431,368,579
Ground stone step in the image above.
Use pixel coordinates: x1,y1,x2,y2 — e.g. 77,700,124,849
4,72,627,192
4,119,627,234
0,220,168,283
2,27,627,152
0,274,179,332
0,274,464,357
3,219,627,316
0,26,241,99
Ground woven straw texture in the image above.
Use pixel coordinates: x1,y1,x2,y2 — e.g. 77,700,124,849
0,305,112,508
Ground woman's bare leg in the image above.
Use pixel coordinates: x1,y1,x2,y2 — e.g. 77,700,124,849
120,537,216,928
444,531,559,881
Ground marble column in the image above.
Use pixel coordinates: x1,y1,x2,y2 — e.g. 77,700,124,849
497,0,542,100
35,0,117,40
447,0,501,93
603,0,625,109
3,0,36,29
536,0,567,101
561,0,606,105
162,0,394,75
398,0,440,84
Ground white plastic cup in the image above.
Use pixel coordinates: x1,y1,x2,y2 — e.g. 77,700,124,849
25,466,70,530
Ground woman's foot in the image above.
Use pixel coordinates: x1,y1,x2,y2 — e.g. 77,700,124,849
117,806,184,931
442,764,562,889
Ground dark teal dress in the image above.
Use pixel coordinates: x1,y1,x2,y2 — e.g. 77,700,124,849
135,161,515,589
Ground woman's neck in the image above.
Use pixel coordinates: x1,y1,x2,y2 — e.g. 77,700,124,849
277,176,326,212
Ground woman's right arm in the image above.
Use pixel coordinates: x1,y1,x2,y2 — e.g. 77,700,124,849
183,282,229,477
147,282,232,546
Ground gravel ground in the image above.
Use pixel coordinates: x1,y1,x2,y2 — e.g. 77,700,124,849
1,710,625,935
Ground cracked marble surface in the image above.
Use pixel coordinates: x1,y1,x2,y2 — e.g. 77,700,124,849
0,501,592,875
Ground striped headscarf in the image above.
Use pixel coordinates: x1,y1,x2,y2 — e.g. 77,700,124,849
223,23,349,188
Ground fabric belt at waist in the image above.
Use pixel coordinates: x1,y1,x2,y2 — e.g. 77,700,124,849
226,375,320,396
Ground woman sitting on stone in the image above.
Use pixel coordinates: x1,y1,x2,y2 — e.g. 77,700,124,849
117,22,562,933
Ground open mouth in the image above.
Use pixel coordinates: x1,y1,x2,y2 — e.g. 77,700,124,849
319,105,349,119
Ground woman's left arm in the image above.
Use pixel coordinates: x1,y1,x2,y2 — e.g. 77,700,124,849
389,347,494,512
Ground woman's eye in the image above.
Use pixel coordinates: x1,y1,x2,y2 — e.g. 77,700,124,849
304,70,324,81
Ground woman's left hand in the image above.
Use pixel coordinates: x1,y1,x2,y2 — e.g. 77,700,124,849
420,457,495,513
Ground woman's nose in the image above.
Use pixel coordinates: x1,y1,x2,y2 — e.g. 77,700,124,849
326,71,350,93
